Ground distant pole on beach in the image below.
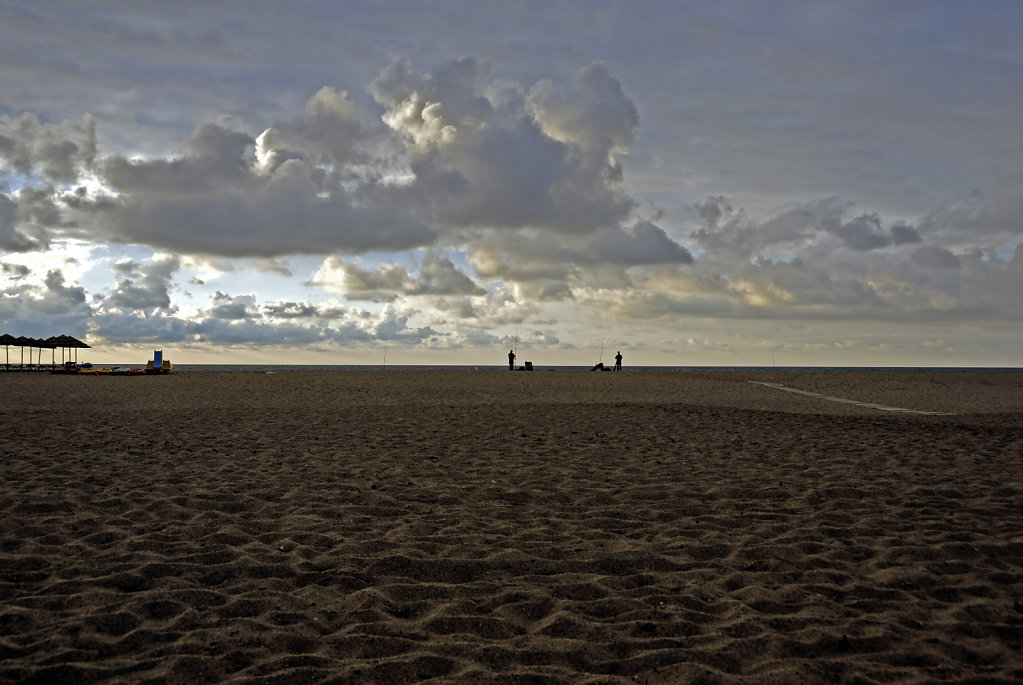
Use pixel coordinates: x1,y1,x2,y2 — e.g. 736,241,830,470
383,344,387,369
598,337,606,365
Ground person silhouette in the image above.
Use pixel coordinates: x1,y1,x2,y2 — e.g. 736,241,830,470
614,350,622,371
508,349,516,370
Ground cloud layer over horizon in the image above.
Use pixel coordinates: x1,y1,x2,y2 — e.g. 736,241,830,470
2,2,1020,365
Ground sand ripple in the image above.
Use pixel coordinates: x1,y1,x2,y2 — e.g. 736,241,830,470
2,370,1022,683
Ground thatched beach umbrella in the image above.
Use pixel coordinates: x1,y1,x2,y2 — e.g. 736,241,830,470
13,336,34,367
46,334,90,365
40,337,60,367
64,335,89,364
30,337,51,367
0,333,16,369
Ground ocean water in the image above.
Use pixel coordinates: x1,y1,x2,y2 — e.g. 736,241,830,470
105,364,1017,373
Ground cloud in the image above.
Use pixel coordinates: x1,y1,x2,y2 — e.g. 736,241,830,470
370,57,638,233
0,192,37,251
33,268,88,314
911,245,960,269
918,178,1023,246
0,113,96,184
308,250,485,302
0,266,92,337
89,310,199,345
2,32,1021,365
103,255,180,314
205,291,258,321
308,256,414,301
371,304,437,342
825,212,890,251
262,301,333,319
1,261,30,279
528,61,639,161
76,114,438,257
0,56,645,262
263,86,378,169
409,251,486,296
85,281,446,348
589,221,693,265
891,224,921,245
584,191,1023,326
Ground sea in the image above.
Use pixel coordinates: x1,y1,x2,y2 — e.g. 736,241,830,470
96,365,1017,373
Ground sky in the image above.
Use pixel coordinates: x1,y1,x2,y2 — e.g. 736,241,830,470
1,1,1021,367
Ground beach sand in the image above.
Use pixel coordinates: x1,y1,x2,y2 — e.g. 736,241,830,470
2,369,1022,683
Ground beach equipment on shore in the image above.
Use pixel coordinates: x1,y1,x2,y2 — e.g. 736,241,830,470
51,361,79,375
1,333,90,370
144,350,172,374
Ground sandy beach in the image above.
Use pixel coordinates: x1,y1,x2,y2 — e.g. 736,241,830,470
2,369,1021,683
